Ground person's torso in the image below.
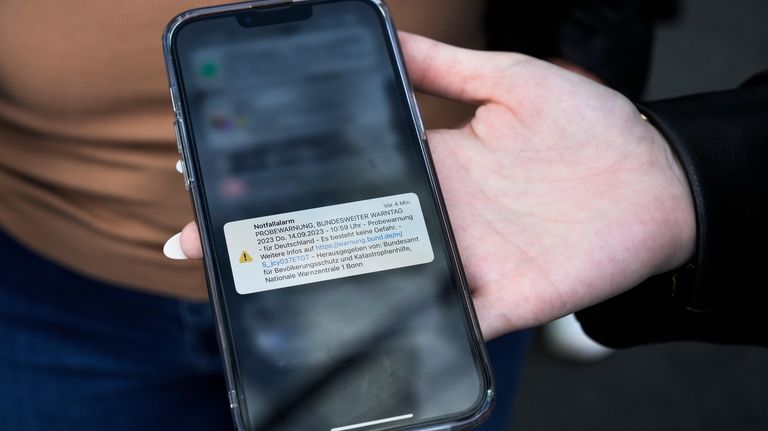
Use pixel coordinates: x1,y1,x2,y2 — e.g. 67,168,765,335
0,0,485,298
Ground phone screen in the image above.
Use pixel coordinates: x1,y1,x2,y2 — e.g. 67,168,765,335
170,1,490,429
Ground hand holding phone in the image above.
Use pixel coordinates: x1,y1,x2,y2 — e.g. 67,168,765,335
168,27,694,340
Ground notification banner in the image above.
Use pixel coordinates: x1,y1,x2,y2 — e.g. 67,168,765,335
223,193,434,294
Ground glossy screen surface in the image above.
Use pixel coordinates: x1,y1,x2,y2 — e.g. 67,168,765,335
172,1,487,429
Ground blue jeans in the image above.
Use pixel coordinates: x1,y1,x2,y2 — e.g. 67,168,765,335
0,229,528,430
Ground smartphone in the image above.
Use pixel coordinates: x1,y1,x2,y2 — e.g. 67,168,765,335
163,1,493,430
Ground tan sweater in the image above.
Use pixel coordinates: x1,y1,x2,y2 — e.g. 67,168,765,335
0,0,485,300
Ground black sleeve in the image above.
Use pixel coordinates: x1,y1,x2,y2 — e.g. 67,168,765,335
485,0,675,98
575,74,768,347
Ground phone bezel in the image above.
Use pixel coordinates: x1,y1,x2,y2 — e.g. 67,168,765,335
162,1,495,430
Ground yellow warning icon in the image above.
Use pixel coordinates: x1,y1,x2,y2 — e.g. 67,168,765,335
239,251,253,263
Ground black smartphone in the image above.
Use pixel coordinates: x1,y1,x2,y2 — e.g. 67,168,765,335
163,1,493,430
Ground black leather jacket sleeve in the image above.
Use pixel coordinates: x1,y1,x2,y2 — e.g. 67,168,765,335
576,75,768,347
486,0,673,98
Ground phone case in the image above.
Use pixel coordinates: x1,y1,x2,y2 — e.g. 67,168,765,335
162,1,494,430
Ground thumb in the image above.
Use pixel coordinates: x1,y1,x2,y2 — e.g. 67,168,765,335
398,32,525,105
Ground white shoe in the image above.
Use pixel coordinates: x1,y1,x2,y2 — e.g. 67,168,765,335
542,314,613,362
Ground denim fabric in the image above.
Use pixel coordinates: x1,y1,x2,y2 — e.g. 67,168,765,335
0,229,527,430
477,331,531,431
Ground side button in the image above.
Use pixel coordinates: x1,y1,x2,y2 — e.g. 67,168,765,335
172,119,194,190
176,159,190,190
181,162,191,190
227,390,239,409
169,86,181,115
173,120,183,154
411,97,427,140
172,121,190,190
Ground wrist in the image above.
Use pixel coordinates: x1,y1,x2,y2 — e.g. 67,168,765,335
644,117,697,273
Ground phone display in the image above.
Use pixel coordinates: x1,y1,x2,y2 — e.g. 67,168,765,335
164,1,492,430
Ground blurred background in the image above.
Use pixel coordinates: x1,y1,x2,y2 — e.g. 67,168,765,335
508,0,768,430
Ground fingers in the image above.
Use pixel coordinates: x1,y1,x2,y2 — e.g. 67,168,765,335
398,32,525,105
163,221,203,259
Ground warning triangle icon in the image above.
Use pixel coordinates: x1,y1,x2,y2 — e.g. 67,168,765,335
239,251,253,263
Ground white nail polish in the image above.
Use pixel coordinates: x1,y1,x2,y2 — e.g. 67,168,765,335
163,232,188,259
176,160,184,173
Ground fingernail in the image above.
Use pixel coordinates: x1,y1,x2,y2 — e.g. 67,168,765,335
176,160,184,174
163,232,188,260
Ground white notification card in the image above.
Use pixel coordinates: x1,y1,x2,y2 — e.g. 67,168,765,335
223,193,435,294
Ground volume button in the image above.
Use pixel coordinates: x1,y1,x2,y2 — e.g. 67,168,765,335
169,86,181,115
176,120,194,183
411,97,427,140
180,161,190,190
172,120,190,190
173,120,183,154
227,390,239,409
